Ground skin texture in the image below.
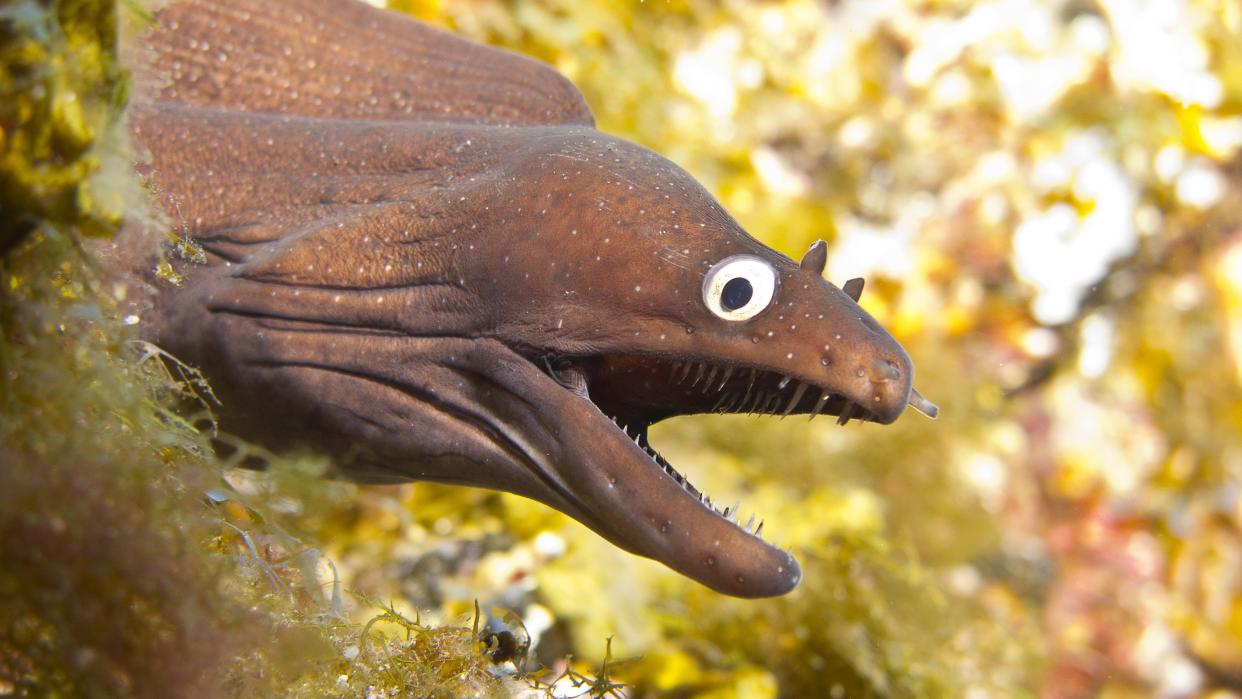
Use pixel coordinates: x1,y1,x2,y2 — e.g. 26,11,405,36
119,0,936,598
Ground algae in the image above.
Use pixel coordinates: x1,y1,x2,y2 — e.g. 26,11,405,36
0,0,127,251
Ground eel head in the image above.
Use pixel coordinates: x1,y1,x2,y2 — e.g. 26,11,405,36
446,131,939,596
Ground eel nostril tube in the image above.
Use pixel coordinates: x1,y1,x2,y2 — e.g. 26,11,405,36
908,388,939,419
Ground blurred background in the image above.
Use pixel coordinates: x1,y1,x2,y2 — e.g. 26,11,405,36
380,0,1242,696
3,0,1242,697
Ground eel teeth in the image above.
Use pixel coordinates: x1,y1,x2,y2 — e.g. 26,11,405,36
691,362,707,387
808,390,830,421
677,362,695,384
837,403,856,426
739,383,754,412
909,387,939,419
781,381,809,418
703,366,718,392
606,362,803,540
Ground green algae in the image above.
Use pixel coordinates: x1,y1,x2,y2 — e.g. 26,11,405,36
0,0,128,252
0,223,536,696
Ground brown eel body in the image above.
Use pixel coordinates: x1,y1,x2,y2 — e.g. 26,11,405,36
109,0,937,598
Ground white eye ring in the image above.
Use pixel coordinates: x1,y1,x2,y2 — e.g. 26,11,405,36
702,255,779,321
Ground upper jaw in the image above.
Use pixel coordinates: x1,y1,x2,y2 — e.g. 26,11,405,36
566,351,914,428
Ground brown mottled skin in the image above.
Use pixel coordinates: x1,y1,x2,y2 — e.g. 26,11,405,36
112,0,935,597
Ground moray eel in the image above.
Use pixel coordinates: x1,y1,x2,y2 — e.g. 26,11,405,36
118,0,937,598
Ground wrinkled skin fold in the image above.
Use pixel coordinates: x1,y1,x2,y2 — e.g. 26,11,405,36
107,0,936,597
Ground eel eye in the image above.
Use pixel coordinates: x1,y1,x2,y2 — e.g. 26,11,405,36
702,255,778,321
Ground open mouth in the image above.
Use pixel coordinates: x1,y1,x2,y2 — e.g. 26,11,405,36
556,353,887,509
534,351,936,597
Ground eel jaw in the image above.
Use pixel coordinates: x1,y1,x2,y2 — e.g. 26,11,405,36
542,362,801,598
532,353,934,598
534,352,938,598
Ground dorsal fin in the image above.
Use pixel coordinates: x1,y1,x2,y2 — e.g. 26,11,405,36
136,0,595,127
